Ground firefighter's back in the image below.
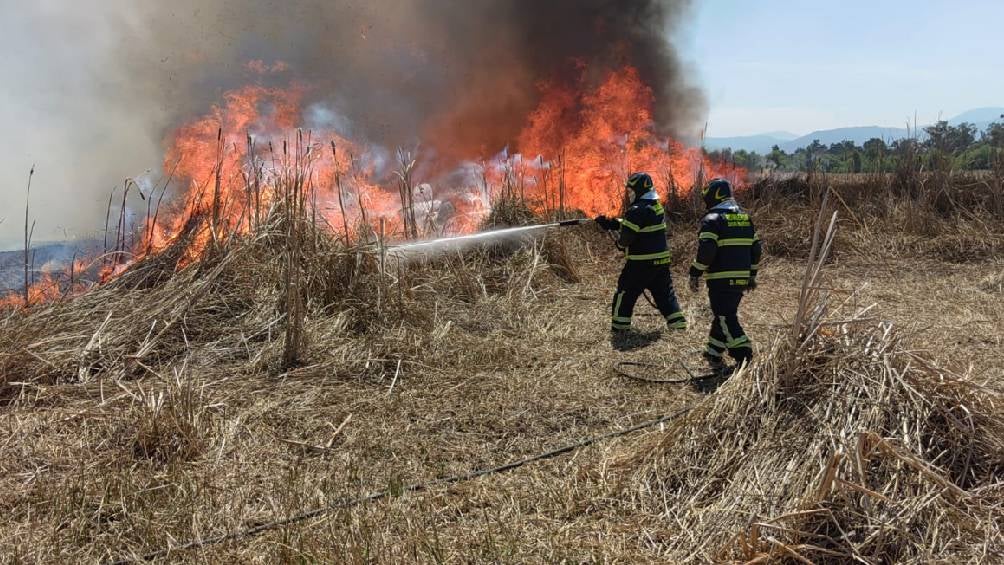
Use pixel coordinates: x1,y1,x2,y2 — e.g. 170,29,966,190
702,203,758,290
622,199,671,265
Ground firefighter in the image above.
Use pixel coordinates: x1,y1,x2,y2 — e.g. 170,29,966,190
595,172,687,333
688,178,761,372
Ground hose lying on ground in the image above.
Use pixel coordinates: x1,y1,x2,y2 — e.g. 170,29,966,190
614,359,725,384
106,404,695,564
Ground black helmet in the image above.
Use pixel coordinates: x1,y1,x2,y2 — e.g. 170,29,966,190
625,172,654,196
702,177,733,209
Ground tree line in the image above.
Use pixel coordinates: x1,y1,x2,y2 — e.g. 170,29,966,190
707,119,1004,174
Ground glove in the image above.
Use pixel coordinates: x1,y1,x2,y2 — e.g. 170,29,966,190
594,215,619,231
688,275,701,293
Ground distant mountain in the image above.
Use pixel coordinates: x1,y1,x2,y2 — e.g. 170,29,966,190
706,107,1004,153
948,107,1004,126
942,107,1004,135
704,133,795,154
761,131,800,141
707,127,910,154
779,126,910,153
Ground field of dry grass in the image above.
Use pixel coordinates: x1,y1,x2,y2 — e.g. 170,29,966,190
1,175,1003,563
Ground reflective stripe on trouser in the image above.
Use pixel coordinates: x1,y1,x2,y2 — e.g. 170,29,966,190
611,290,632,330
705,336,727,358
665,311,687,329
611,261,686,330
707,289,752,363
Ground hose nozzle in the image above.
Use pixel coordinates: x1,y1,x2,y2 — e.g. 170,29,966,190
556,218,590,227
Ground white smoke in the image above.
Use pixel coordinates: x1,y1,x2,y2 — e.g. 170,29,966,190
0,0,701,249
0,0,164,249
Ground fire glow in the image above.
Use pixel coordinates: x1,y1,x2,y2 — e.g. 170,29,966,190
148,64,739,253
3,63,743,308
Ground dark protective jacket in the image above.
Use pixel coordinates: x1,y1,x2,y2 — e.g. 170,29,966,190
688,199,762,289
617,194,671,264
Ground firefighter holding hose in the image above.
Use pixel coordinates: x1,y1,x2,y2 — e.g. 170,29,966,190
595,172,687,334
688,178,761,373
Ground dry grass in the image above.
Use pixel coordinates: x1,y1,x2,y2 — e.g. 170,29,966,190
1,173,1003,563
749,171,1004,263
621,287,1003,563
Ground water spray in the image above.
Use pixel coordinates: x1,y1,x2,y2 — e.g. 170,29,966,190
386,218,592,257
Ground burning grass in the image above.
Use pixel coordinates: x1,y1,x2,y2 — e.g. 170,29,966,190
0,206,582,392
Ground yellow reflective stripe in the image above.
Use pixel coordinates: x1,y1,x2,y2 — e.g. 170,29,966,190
621,219,666,233
627,250,671,261
728,335,751,348
705,346,723,357
698,232,719,241
753,233,761,242
618,218,641,232
691,261,709,271
665,312,686,321
613,291,625,318
707,337,727,349
719,316,733,343
751,263,760,270
705,270,751,280
718,238,754,246
612,316,632,323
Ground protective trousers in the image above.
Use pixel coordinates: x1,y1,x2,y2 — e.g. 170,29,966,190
611,261,686,331
705,289,752,365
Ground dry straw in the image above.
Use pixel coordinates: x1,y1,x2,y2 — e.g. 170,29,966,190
1,163,1002,562
620,190,1004,563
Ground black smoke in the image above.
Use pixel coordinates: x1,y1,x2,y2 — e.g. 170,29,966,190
0,1,703,247
116,0,702,154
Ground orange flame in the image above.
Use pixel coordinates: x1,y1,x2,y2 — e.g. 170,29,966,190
0,261,89,311
4,63,743,307
139,83,414,263
517,66,742,216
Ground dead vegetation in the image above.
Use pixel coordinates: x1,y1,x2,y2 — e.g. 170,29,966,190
1,169,1003,562
624,325,1003,562
621,207,1004,562
748,166,1004,264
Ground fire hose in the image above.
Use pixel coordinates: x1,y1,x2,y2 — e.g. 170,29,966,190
553,218,592,227
576,221,737,386
614,359,731,385
537,220,723,385
106,403,695,564
102,220,713,563
389,218,713,385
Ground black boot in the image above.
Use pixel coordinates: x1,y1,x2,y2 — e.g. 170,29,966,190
703,352,727,373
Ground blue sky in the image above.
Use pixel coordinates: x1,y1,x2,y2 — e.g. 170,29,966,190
682,0,1004,137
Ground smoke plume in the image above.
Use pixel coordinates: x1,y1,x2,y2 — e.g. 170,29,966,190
0,0,702,248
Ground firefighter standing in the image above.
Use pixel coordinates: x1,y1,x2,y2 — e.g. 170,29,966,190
595,173,687,333
688,178,761,371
